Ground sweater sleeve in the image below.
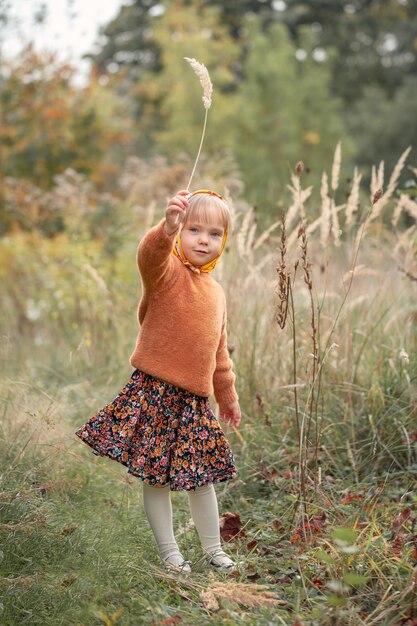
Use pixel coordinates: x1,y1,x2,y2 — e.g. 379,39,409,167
137,218,180,288
213,295,239,405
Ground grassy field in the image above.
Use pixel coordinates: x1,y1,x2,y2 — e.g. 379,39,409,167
1,152,417,625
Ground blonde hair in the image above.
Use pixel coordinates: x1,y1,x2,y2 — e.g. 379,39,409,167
184,193,233,233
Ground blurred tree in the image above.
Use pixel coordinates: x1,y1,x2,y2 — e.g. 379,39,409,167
87,0,164,74
88,1,242,162
346,75,417,178
88,0,278,73
0,47,132,191
90,0,417,104
147,1,240,158
232,19,350,210
283,0,417,103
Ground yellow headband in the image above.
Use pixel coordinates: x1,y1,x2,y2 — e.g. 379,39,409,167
172,189,228,274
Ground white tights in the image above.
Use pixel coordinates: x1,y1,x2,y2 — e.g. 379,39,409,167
142,481,222,565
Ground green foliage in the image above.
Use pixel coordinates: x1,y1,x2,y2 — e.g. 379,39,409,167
232,19,351,209
284,0,417,102
1,150,417,624
0,49,109,189
346,76,417,180
148,1,241,158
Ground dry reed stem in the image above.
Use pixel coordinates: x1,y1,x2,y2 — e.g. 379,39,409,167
330,198,342,246
331,141,342,192
276,213,289,330
320,172,331,248
237,206,254,258
392,194,408,227
286,168,313,230
200,581,285,610
184,57,212,109
174,58,213,221
345,167,362,229
253,220,280,251
370,146,412,220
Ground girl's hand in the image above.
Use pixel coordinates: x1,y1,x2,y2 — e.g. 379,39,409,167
219,401,241,428
165,190,189,235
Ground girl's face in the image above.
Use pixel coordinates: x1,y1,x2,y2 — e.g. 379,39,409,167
180,208,226,267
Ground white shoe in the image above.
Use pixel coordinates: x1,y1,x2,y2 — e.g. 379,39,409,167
206,548,238,572
162,553,192,574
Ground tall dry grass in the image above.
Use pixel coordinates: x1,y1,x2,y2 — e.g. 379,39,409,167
1,146,417,624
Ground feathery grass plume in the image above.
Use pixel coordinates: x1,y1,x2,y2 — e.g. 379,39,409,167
370,164,377,198
370,146,412,220
330,198,341,246
286,162,312,245
345,167,362,230
236,206,254,258
286,183,313,235
287,169,306,221
354,187,383,251
246,221,258,255
370,161,385,205
392,195,407,227
253,220,280,251
276,212,289,330
320,171,331,247
184,57,213,190
331,141,342,191
408,165,417,177
377,160,385,192
200,582,284,610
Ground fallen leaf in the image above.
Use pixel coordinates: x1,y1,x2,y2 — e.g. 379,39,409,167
220,512,246,541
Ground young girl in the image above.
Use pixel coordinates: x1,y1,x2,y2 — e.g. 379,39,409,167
75,189,241,574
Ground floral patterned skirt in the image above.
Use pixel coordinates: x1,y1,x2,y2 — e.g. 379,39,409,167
74,369,237,491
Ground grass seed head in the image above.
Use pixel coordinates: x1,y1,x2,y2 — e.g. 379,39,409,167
184,57,213,109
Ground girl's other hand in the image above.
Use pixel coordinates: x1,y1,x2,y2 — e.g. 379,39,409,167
219,401,241,428
165,190,189,235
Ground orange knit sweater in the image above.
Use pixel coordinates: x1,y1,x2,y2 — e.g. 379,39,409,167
129,218,238,404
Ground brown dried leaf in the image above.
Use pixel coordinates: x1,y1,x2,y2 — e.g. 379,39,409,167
219,512,246,541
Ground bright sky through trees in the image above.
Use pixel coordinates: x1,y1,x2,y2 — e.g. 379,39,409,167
2,0,124,83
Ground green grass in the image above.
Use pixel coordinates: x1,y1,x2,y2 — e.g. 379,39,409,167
1,187,417,624
1,361,416,625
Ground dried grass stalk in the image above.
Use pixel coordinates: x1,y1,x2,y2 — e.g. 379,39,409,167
246,221,258,253
320,172,331,247
371,161,385,200
330,198,342,246
253,220,280,251
184,57,213,190
287,172,311,223
237,206,254,258
345,167,362,229
276,213,290,330
331,141,342,191
286,186,313,232
370,146,411,220
392,194,408,227
200,582,285,610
